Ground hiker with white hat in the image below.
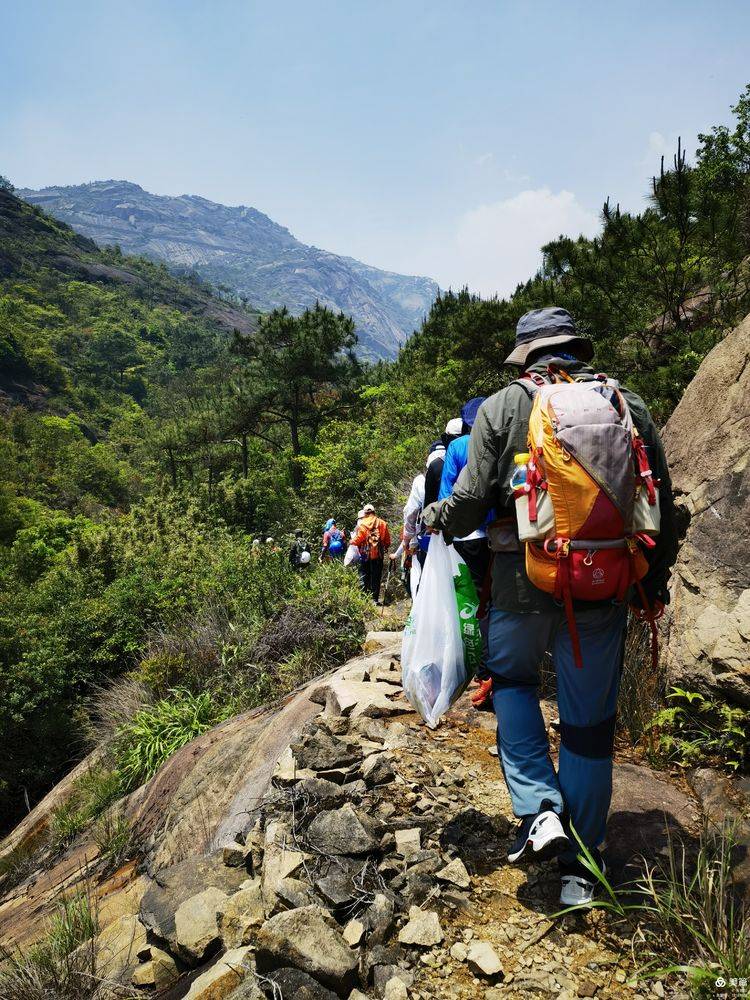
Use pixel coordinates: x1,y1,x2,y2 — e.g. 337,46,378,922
350,502,391,602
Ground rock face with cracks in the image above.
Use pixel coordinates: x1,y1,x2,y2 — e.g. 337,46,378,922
662,310,750,707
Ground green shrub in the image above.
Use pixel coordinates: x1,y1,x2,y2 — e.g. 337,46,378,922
249,561,369,692
113,688,231,791
649,687,749,771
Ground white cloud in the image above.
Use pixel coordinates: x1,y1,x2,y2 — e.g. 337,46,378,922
647,130,673,158
637,129,696,192
444,188,600,298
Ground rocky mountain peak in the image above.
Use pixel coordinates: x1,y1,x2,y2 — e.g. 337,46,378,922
21,181,439,359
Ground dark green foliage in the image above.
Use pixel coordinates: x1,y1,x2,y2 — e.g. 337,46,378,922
649,687,749,771
231,302,361,492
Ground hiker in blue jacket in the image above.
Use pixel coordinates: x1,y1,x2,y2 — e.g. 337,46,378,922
439,397,494,705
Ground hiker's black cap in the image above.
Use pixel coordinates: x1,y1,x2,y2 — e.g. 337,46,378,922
504,307,594,367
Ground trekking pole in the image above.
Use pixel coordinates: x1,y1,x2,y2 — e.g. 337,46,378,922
383,557,392,604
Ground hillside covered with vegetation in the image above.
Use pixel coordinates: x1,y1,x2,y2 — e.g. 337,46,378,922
1,85,749,833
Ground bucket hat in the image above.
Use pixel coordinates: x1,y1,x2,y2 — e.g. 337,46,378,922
504,307,593,367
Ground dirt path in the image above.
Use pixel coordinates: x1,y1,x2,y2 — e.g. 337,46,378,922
387,695,642,1000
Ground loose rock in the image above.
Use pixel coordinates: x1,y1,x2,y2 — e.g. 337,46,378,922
343,918,365,946
184,945,251,999
384,977,409,1000
397,906,443,947
394,828,421,858
466,939,503,978
306,804,382,855
131,945,179,990
174,886,228,964
265,967,340,999
435,856,471,889
292,732,362,771
255,905,358,994
218,880,265,948
139,855,246,948
362,752,396,787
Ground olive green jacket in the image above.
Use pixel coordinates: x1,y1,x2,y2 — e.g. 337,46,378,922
421,357,678,613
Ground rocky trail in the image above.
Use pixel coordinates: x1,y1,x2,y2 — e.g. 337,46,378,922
3,624,729,1000
2,254,749,1000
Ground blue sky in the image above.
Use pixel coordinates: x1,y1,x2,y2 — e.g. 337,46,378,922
2,0,749,295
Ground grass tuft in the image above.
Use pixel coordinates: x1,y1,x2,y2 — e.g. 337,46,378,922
112,688,231,792
554,821,750,995
0,892,135,999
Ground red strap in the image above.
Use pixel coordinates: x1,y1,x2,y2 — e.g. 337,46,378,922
527,483,538,522
634,578,659,672
559,557,583,668
549,541,582,668
633,435,657,505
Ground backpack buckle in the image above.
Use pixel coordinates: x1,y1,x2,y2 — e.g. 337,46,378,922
544,537,570,559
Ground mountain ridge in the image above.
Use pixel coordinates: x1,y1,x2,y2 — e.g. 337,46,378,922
20,180,439,359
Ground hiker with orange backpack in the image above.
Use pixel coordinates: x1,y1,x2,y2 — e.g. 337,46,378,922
351,503,392,602
422,307,678,906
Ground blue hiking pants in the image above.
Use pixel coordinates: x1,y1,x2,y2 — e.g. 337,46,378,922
487,604,626,859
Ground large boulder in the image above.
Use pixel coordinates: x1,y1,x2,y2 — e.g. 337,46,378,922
93,913,147,983
173,886,228,964
139,855,246,950
662,313,750,706
606,761,699,876
255,905,358,995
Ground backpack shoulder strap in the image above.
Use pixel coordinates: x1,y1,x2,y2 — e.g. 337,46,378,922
511,373,547,399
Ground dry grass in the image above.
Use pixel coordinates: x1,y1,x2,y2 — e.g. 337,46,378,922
0,842,44,894
0,893,136,1000
619,613,666,748
85,677,154,749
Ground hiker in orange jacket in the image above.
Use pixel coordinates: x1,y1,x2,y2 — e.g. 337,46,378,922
351,503,391,603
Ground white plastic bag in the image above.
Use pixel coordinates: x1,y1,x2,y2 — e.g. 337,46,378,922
343,543,361,566
401,533,479,728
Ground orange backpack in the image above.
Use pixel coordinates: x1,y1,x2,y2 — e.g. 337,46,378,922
359,517,385,562
514,368,661,667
